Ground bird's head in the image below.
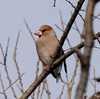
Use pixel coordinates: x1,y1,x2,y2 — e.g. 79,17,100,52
34,25,57,38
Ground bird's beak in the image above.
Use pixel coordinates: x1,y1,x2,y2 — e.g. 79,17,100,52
34,31,42,37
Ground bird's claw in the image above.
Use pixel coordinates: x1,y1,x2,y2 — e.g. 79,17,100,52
50,54,55,58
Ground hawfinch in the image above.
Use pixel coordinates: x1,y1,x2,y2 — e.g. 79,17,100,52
34,25,67,83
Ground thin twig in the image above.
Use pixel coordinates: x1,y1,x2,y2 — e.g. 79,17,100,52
68,58,79,99
66,0,85,22
74,20,81,36
31,92,35,99
0,43,4,58
59,10,65,31
5,73,25,91
40,82,45,99
89,68,97,93
35,59,40,80
0,72,7,99
13,31,24,94
24,19,35,42
3,38,17,99
4,38,9,65
74,19,83,43
56,84,65,99
44,79,51,99
93,13,100,20
93,68,96,93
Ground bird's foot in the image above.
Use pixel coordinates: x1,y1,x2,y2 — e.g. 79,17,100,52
42,65,49,71
50,54,55,58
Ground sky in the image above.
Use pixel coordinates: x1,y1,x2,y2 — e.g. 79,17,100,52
0,0,100,99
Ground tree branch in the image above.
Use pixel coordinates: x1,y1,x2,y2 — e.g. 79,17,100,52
55,0,85,56
20,31,100,99
75,0,100,99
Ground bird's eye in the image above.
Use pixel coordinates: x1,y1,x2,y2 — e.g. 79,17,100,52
42,29,46,33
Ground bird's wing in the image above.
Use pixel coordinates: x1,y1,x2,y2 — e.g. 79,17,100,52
57,39,67,74
62,50,67,74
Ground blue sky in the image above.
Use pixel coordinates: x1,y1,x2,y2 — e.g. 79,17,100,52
0,0,100,99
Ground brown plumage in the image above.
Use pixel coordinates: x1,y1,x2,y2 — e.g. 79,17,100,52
34,25,67,83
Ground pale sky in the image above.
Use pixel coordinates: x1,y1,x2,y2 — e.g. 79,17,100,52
0,0,100,99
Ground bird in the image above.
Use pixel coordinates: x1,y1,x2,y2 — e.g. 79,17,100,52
34,25,67,83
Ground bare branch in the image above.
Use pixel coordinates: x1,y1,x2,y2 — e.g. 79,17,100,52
56,84,65,99
66,0,85,22
4,38,9,65
3,39,17,99
93,68,97,93
55,0,85,56
13,31,24,94
75,0,99,99
40,82,45,99
35,59,40,80
20,31,100,99
5,73,25,91
20,0,97,98
59,10,65,31
68,58,79,99
0,72,7,99
0,43,4,58
24,19,35,42
44,79,51,99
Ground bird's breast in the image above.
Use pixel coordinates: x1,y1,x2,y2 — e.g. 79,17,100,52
38,46,53,65
35,36,58,65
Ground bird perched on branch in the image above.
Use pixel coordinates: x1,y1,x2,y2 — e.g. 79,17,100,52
34,25,67,83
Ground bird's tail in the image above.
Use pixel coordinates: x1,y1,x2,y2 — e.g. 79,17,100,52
56,74,68,85
56,73,62,83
